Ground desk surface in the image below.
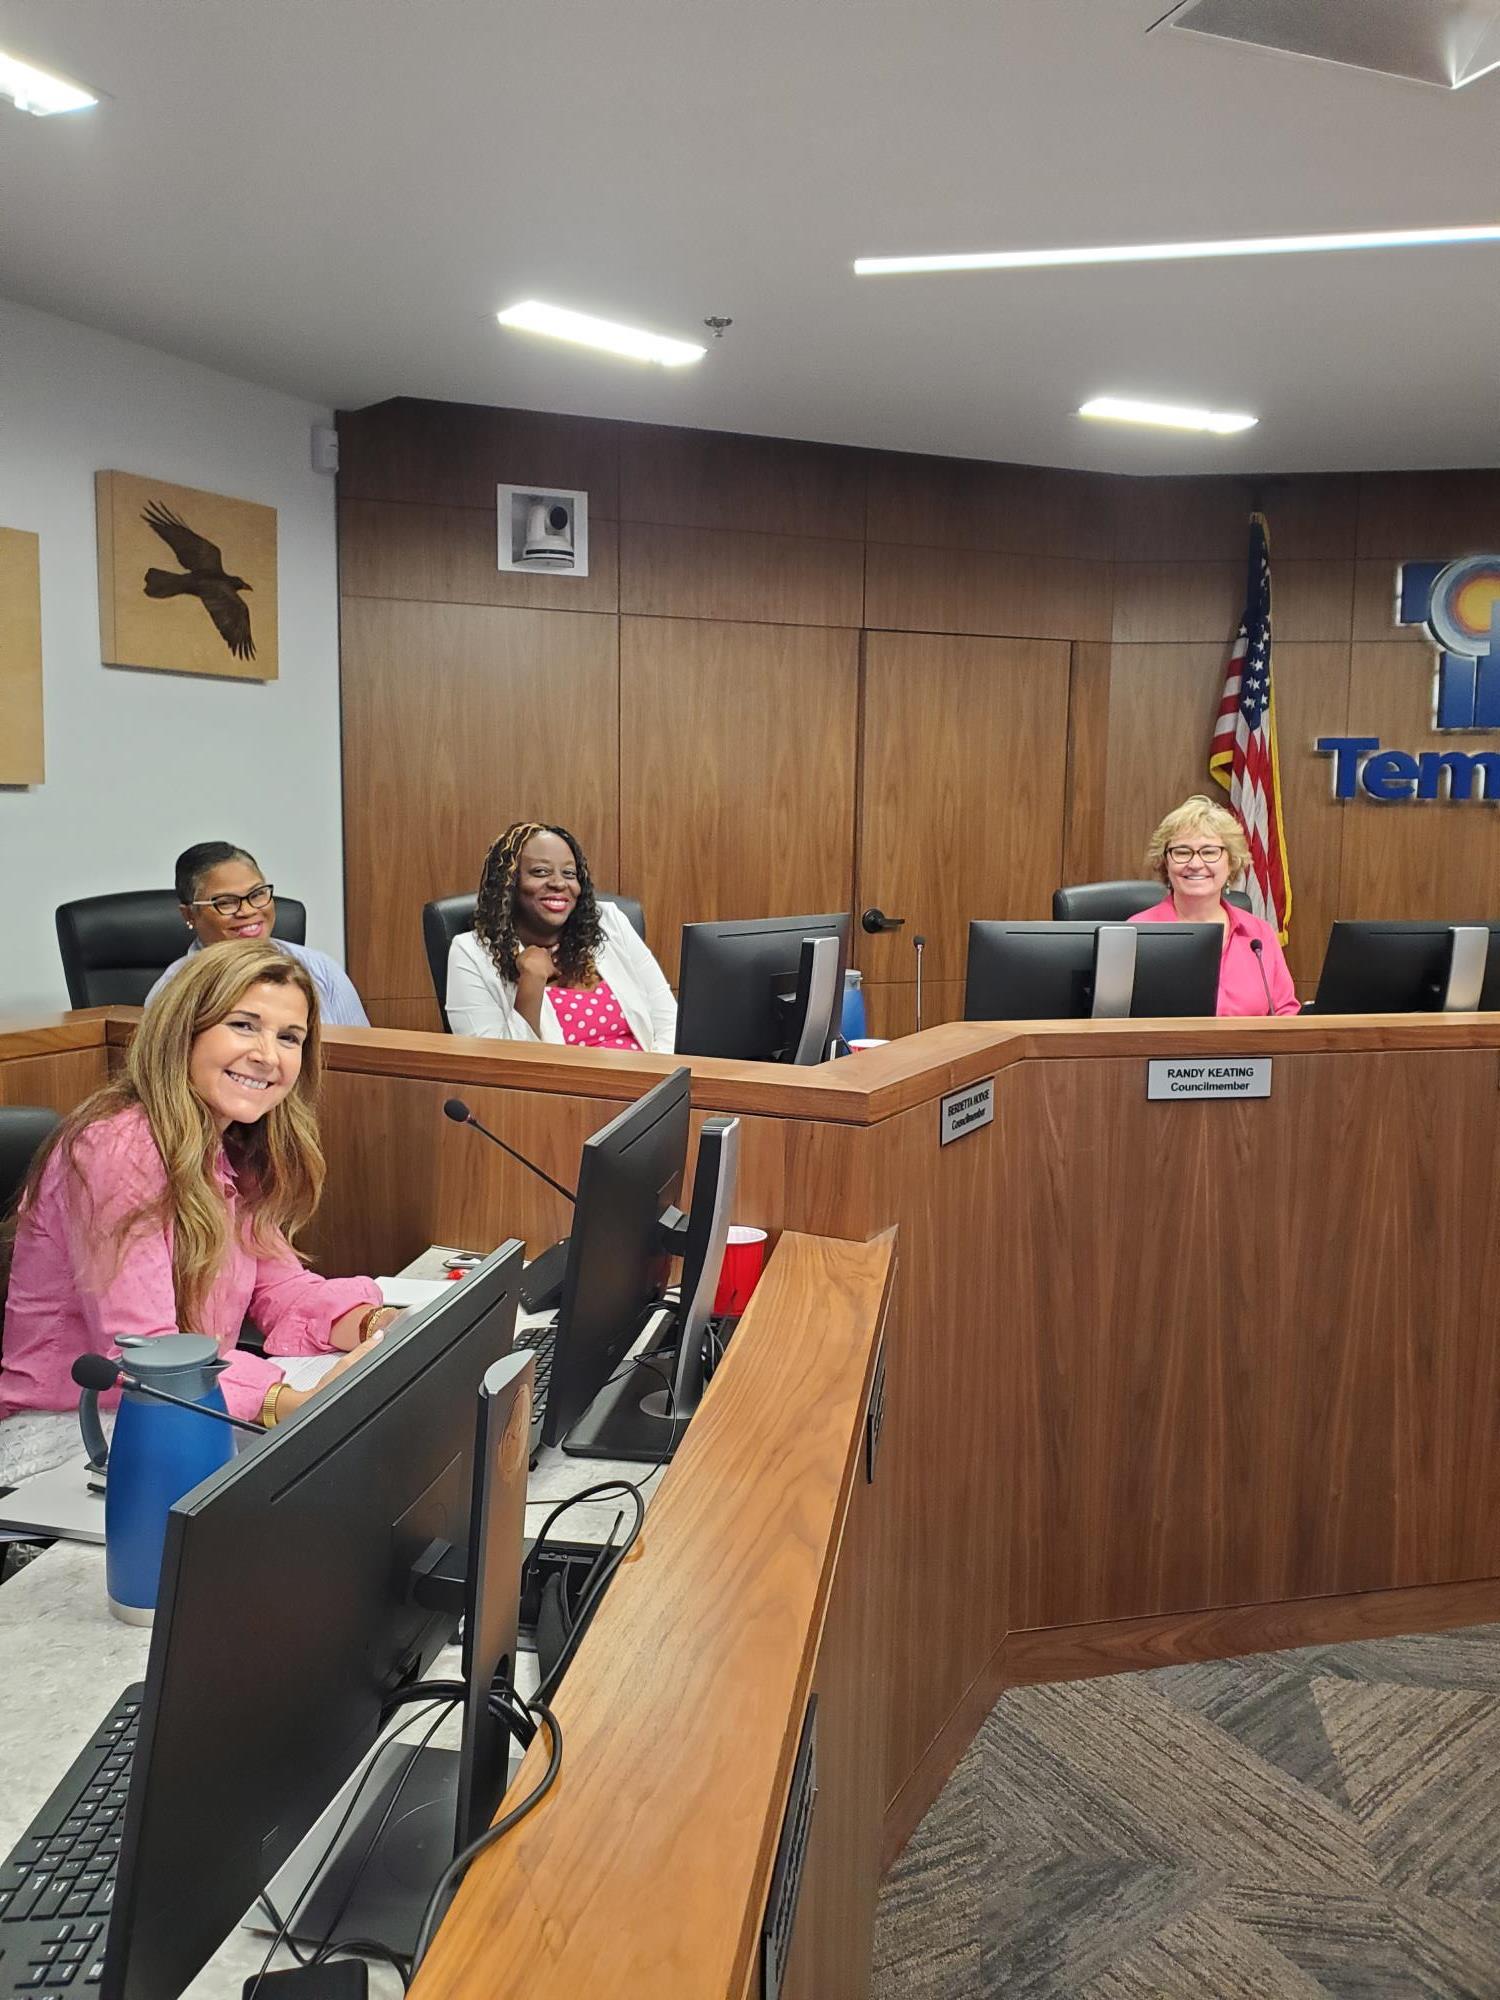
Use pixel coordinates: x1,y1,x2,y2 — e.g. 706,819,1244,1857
0,1245,659,1998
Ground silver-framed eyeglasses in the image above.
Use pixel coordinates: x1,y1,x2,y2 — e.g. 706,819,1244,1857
191,883,275,916
1165,845,1226,865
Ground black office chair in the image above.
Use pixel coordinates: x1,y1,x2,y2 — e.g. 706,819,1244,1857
1052,880,1252,921
421,891,648,1031
55,891,308,1008
0,1105,61,1340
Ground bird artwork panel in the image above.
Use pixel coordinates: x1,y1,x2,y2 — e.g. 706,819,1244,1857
95,471,278,681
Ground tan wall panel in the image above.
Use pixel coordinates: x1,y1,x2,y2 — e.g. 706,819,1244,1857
0,1047,106,1113
1100,643,1225,879
1113,475,1358,562
366,996,446,1033
619,521,864,627
1351,558,1423,642
339,499,619,614
1061,640,1111,887
1112,561,1241,645
1356,470,1500,558
1112,558,1353,645
1268,642,1352,989
858,633,1071,985
618,424,866,538
864,543,1112,642
619,617,859,984
862,980,965,1040
338,400,620,514
1112,477,1254,562
865,454,1115,560
1335,641,1500,920
0,526,43,785
340,598,619,1004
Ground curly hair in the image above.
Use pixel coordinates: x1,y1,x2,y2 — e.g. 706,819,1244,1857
473,822,606,986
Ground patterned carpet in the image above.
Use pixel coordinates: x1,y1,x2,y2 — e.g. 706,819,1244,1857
872,1624,1500,1998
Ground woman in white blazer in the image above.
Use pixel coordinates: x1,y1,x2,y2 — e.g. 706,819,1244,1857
446,822,677,1052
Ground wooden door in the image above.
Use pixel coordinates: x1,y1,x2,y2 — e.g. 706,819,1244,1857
857,632,1071,1030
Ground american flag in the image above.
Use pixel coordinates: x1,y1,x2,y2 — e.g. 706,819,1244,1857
1209,513,1291,942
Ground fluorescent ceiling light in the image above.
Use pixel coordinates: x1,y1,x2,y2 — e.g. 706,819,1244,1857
854,223,1500,275
1078,396,1258,435
496,300,705,367
0,48,97,115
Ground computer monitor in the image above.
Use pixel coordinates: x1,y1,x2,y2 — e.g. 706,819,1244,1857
102,1241,527,2000
1313,921,1500,1013
561,1111,741,1464
964,921,1222,1020
540,1067,691,1452
676,912,851,1062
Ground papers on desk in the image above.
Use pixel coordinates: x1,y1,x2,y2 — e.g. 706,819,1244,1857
377,1276,451,1309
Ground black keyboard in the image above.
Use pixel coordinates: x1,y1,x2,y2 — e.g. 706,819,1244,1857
513,1319,556,1406
0,1685,140,1994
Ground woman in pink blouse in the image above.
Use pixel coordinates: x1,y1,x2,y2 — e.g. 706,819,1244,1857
1129,796,1299,1017
0,941,398,1478
446,822,677,1051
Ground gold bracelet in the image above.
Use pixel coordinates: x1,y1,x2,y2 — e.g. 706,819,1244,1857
357,1305,391,1344
261,1380,285,1428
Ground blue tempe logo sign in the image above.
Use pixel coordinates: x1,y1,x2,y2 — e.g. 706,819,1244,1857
1317,555,1500,801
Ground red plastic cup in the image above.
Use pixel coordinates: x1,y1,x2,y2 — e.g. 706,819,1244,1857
713,1226,768,1316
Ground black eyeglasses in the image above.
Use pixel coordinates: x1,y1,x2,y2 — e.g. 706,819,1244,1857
190,883,274,917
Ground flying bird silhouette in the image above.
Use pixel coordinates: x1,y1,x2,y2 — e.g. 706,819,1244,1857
141,501,255,660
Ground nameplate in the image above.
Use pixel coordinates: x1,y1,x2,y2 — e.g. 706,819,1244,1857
940,1078,995,1144
1147,1058,1272,1100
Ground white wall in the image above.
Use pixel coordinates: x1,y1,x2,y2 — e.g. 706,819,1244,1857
0,296,345,1015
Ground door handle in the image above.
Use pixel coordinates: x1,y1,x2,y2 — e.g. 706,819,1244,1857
861,908,906,935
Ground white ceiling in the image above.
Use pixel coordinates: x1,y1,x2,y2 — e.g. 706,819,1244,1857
2,0,1498,474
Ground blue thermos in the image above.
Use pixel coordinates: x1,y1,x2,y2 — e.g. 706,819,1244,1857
840,968,868,1045
77,1334,237,1624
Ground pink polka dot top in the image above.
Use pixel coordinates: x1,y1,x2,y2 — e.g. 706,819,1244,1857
545,977,642,1052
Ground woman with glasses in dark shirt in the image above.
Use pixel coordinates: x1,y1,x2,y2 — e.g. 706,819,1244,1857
145,842,370,1027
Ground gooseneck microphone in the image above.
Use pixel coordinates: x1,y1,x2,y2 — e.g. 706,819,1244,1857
1249,937,1274,1017
70,1353,263,1434
442,1099,576,1204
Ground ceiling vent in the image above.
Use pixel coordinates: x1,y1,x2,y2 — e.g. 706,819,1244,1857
1152,0,1500,90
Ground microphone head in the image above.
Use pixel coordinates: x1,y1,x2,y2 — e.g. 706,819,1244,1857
72,1352,122,1392
1250,938,1264,954
913,934,927,948
443,1098,473,1124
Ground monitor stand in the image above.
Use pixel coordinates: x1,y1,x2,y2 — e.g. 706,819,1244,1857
560,1319,694,1463
258,1740,462,1960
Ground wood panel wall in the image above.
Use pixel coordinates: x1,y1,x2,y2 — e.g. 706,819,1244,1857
338,401,1500,1016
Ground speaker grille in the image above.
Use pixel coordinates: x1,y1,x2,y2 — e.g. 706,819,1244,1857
761,1698,818,2000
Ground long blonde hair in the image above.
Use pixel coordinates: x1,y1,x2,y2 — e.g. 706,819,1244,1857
8,941,327,1331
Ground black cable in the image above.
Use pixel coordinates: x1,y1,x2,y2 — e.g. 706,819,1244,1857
409,1700,562,1974
379,1679,465,1722
529,1477,645,1559
311,1935,412,1989
244,1696,454,1998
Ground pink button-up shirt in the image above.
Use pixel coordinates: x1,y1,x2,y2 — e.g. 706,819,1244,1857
1129,899,1300,1017
0,1106,381,1424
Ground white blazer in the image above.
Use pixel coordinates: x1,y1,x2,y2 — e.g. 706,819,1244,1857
445,903,678,1052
